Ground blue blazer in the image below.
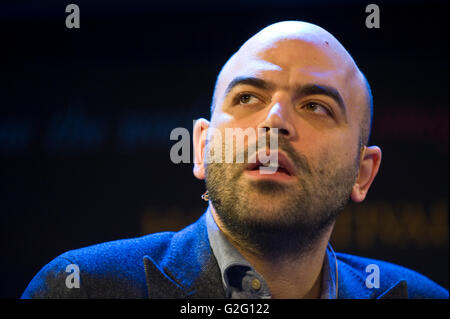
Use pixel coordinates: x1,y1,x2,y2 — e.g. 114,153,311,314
21,213,449,299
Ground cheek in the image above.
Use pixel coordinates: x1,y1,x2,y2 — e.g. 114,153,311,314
295,136,357,169
210,111,235,130
337,131,361,162
319,125,360,157
211,117,262,148
319,140,359,172
213,104,268,130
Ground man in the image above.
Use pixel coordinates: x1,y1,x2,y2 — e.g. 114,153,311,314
22,21,448,299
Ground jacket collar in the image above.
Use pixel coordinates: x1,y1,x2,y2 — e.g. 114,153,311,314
143,213,225,298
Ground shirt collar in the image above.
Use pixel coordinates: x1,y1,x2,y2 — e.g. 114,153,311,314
206,208,254,290
205,207,337,299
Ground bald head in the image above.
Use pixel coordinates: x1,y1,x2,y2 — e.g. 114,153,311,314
210,21,373,145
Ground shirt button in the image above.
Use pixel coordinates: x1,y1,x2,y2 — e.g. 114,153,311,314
251,278,261,291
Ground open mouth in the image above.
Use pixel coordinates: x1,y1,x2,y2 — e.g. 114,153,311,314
245,151,296,177
247,163,291,175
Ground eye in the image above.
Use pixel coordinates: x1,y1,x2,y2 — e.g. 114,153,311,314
236,93,260,105
302,102,331,116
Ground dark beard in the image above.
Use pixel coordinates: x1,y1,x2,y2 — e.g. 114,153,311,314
205,138,359,260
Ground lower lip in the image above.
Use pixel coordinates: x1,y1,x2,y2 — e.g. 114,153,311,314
244,169,295,182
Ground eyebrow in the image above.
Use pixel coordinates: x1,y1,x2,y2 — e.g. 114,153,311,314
224,76,347,117
224,76,276,95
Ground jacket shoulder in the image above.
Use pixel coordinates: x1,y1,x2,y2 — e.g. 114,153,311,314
21,231,175,299
336,252,449,299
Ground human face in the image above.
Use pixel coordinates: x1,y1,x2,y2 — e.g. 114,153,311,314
203,38,364,254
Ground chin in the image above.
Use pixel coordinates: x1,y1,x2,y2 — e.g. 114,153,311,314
240,200,288,220
244,181,299,202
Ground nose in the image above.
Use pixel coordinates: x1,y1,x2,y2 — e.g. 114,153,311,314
257,100,297,140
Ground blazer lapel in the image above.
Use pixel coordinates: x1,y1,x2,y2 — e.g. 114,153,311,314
377,280,408,299
143,255,186,298
143,213,226,299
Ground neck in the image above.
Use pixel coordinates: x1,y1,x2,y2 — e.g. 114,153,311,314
210,205,334,299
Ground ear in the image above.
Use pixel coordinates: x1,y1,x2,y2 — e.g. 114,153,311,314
351,145,382,202
193,118,210,180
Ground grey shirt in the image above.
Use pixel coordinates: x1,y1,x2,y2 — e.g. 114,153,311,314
206,208,337,299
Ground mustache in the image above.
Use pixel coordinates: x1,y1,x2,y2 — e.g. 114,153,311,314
235,136,313,176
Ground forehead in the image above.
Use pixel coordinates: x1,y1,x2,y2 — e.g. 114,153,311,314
228,39,351,87
258,38,345,70
214,38,364,120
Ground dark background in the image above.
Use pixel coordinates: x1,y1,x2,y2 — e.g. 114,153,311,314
0,0,448,298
